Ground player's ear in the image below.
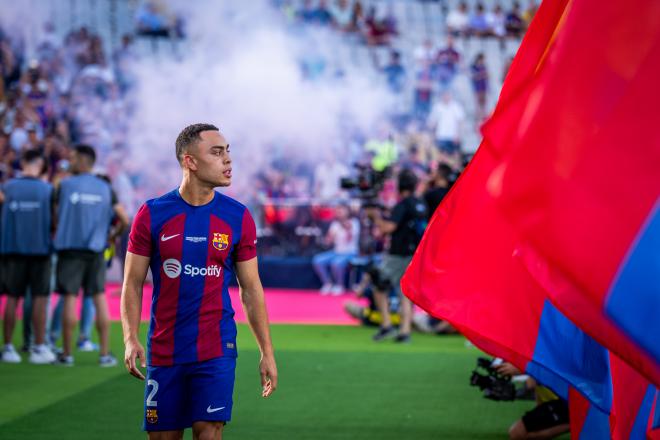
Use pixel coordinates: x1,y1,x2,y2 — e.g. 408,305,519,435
183,153,197,171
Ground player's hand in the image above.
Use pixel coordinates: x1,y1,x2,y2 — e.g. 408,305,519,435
495,362,521,377
124,338,146,380
259,354,278,398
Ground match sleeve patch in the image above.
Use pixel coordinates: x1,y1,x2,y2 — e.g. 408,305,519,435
128,203,152,257
234,208,257,262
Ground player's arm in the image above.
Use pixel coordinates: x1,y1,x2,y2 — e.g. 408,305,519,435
120,203,152,380
236,257,278,398
366,207,397,234
121,251,150,380
111,202,130,240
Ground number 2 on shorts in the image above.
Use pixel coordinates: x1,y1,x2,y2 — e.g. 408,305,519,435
146,379,159,407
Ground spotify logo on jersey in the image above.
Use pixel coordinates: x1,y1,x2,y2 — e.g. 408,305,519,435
162,259,182,278
162,259,222,279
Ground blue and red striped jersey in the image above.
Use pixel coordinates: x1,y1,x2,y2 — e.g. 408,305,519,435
128,189,257,366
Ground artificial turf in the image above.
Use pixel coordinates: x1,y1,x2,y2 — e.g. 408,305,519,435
0,323,541,439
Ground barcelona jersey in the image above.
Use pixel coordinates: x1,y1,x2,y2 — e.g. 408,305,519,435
128,189,257,366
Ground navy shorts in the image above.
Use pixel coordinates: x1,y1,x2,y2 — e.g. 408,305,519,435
143,357,236,431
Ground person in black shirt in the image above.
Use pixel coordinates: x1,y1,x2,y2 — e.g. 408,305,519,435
366,169,427,343
423,163,453,219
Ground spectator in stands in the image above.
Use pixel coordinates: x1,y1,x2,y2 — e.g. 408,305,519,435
347,0,365,33
413,38,436,66
506,2,525,38
427,91,465,158
135,1,171,38
297,0,318,23
522,0,538,29
314,151,349,202
312,205,360,295
488,4,507,49
400,145,429,177
471,52,490,122
435,35,461,91
413,60,435,121
330,0,354,31
469,3,491,38
363,5,393,46
446,2,470,38
382,50,406,94
314,0,334,26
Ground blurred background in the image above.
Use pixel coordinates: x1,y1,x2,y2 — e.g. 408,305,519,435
0,1,556,439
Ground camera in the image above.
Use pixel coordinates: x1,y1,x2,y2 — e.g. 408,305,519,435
469,357,516,401
340,163,390,207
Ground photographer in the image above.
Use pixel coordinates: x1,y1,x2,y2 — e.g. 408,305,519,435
495,362,569,440
366,169,427,343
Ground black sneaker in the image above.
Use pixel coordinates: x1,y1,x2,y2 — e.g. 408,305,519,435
53,354,74,367
372,326,396,341
394,333,411,344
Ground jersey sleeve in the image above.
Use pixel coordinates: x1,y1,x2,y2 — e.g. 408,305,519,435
234,208,257,262
127,203,152,257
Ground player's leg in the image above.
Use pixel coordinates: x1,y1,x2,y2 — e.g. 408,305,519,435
371,257,396,340
60,293,77,358
312,251,335,293
77,296,97,350
2,256,29,362
29,255,51,346
189,357,235,440
144,364,188,438
509,399,570,440
148,431,183,440
84,251,114,364
91,294,109,351
2,294,20,359
191,421,224,440
390,256,413,342
55,252,85,362
28,255,56,363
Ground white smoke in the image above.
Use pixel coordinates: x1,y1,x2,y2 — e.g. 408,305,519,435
126,0,397,198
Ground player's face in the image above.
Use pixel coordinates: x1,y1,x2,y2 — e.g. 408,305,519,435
188,130,232,187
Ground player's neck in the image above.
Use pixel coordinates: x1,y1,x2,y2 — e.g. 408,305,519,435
178,179,215,206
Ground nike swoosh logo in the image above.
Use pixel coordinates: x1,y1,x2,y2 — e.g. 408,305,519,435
207,405,225,413
161,234,180,242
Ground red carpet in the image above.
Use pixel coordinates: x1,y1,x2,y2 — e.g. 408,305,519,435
1,284,366,326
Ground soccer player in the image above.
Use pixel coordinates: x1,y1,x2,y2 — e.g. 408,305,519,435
121,123,278,439
0,150,55,364
53,144,128,366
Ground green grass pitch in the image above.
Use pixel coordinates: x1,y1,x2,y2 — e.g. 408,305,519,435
0,323,540,439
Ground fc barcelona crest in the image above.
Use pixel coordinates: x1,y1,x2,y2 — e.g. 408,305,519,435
146,408,158,424
212,233,229,251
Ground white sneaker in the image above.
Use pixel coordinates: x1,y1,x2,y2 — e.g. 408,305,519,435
1,344,21,363
330,285,345,296
29,344,56,364
320,284,333,295
99,353,118,368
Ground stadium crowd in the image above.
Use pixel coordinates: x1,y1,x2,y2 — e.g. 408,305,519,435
0,0,533,354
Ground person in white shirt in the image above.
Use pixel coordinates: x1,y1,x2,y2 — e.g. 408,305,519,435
312,205,360,295
446,2,470,37
427,91,466,156
314,152,349,201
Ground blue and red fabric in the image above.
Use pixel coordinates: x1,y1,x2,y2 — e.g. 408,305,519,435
128,189,257,366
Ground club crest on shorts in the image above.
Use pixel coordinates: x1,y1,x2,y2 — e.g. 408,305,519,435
146,408,158,424
212,233,229,251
